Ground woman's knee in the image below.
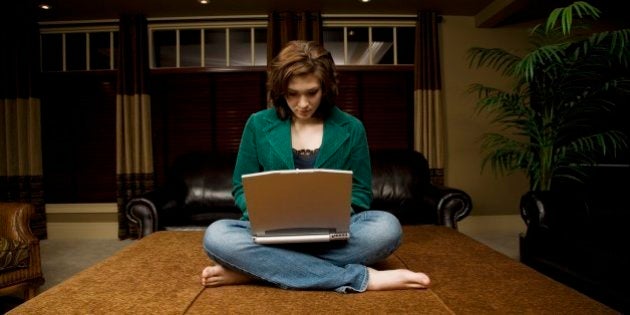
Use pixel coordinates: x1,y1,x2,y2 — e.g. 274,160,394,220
352,211,402,248
203,219,248,255
377,211,402,233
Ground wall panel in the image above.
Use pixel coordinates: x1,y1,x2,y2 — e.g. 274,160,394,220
41,69,413,202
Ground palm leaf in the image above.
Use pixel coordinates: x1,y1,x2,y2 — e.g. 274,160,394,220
467,1,629,191
545,1,600,35
467,47,521,76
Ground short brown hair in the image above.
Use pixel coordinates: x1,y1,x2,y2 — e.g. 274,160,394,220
267,41,339,120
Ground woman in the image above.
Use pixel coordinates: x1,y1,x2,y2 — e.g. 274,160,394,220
201,40,430,292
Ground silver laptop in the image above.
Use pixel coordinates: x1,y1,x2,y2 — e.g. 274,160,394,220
242,169,353,244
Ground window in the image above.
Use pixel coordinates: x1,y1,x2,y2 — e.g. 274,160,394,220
39,22,119,203
149,18,267,68
323,18,415,65
322,17,416,149
40,25,118,72
36,15,416,203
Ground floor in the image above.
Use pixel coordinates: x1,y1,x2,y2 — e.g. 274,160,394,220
38,239,134,292
457,214,525,260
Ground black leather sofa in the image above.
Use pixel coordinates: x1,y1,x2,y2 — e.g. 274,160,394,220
126,149,473,238
519,165,629,313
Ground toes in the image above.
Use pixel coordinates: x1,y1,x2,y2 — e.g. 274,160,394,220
201,266,219,286
418,273,431,286
201,266,214,277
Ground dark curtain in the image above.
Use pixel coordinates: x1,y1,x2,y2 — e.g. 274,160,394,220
267,11,323,63
116,15,154,239
413,11,445,186
0,2,46,239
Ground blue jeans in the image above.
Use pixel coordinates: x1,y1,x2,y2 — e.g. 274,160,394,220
202,210,402,293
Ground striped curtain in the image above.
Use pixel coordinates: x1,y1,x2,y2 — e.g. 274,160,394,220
0,3,46,239
267,11,323,63
116,15,154,239
414,11,445,186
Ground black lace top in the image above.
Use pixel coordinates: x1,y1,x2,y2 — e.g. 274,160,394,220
292,148,319,169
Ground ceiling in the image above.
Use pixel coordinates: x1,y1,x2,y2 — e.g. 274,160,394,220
35,0,495,19
30,0,627,28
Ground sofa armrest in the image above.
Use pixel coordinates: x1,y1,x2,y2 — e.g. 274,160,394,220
428,186,472,229
520,190,594,234
520,191,544,229
126,190,176,238
0,203,37,244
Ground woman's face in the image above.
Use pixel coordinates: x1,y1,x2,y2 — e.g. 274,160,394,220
285,74,322,121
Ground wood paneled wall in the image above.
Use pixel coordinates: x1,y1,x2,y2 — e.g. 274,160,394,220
40,68,413,202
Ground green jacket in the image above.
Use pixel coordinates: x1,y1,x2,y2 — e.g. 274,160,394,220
232,107,373,220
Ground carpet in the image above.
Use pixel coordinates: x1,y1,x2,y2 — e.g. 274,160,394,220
8,226,615,314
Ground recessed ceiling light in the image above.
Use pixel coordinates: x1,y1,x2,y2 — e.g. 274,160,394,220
38,3,51,10
360,0,371,3
199,0,209,4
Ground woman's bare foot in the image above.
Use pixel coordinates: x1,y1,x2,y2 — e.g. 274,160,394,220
201,265,253,287
366,268,431,291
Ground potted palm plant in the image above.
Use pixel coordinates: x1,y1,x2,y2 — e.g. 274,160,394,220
467,1,629,192
468,4,630,307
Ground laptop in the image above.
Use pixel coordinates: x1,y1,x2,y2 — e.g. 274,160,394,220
242,168,353,244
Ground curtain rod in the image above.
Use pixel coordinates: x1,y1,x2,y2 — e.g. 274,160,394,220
322,14,417,18
147,15,268,22
39,19,119,26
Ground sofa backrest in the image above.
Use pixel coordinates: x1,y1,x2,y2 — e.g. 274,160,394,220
165,149,437,225
542,165,629,232
521,164,630,245
165,152,242,224
370,149,436,224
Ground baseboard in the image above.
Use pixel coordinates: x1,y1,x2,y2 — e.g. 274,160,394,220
46,203,117,214
42,206,525,241
47,222,119,239
46,203,119,239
